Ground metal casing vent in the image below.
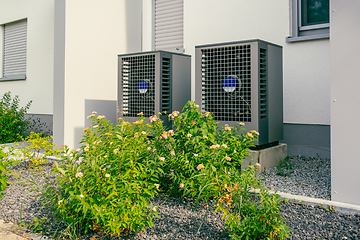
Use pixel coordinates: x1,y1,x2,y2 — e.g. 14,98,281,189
118,51,191,126
195,39,283,146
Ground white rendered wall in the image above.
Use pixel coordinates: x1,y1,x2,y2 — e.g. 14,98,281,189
331,0,360,205
0,0,54,115
60,0,142,147
143,0,330,125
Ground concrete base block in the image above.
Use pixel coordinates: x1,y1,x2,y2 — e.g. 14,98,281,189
242,143,287,175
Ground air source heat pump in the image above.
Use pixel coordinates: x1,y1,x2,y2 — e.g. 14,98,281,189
195,39,283,147
118,51,191,125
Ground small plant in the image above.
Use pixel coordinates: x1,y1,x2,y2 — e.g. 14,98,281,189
16,132,60,169
0,146,18,200
0,91,32,144
276,156,294,177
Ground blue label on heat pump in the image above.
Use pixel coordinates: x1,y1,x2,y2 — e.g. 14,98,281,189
139,81,148,94
223,77,236,93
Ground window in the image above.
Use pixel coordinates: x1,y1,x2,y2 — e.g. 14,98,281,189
0,19,27,81
154,0,184,52
287,0,329,43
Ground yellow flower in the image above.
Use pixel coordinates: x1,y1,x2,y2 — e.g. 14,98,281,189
133,120,144,125
196,164,205,170
83,128,88,132
239,122,245,126
247,132,253,138
225,156,231,161
137,112,144,116
97,115,105,120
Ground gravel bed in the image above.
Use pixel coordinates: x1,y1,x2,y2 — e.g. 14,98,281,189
259,155,331,200
1,157,359,239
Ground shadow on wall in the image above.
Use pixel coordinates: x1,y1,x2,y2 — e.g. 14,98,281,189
26,114,53,136
280,123,330,159
72,100,117,149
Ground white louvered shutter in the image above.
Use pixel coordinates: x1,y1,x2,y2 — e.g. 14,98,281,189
3,19,27,78
154,0,183,52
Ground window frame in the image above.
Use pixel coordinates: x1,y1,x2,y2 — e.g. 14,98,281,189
0,19,27,81
286,0,330,43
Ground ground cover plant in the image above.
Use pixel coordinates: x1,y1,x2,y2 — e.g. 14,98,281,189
0,91,32,144
11,101,289,239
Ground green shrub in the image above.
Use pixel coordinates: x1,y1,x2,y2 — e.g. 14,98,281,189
22,101,289,239
28,113,161,236
0,91,32,144
147,101,257,199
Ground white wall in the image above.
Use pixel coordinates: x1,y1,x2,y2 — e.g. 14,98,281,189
59,0,142,147
142,0,330,125
331,0,360,205
0,0,54,115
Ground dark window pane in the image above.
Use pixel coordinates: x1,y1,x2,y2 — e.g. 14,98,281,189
302,0,329,26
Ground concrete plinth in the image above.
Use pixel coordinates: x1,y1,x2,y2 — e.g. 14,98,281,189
242,143,287,174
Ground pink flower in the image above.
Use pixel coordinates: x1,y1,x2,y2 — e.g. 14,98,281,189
75,172,83,178
154,183,160,189
179,183,184,188
215,144,220,148
76,148,80,152
159,157,165,161
187,133,192,137
191,120,196,125
134,132,139,137
247,132,254,138
79,194,84,198
162,132,168,139
256,163,261,169
185,160,189,163
225,126,232,131
149,115,159,122
152,148,156,152
251,130,260,136
194,154,198,157
171,151,175,156
249,165,255,169
168,130,174,136
196,164,205,170
204,112,211,117
239,122,245,126
147,147,151,151
221,144,227,148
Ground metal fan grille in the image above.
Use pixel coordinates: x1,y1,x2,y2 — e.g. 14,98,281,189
201,45,252,122
121,55,156,117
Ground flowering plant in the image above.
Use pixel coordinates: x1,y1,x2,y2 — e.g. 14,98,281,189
147,101,257,198
29,113,161,236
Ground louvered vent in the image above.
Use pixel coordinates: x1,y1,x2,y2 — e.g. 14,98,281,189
259,48,267,119
160,57,171,113
3,19,27,77
154,0,183,51
201,45,252,122
121,55,155,117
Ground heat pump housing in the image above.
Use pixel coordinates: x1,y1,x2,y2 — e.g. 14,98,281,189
195,39,283,146
118,51,191,125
